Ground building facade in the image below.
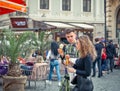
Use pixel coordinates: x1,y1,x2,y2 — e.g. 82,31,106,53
0,0,105,40
28,0,105,39
106,0,120,43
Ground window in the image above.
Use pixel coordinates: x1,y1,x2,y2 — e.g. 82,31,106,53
40,0,49,9
83,0,91,12
62,0,71,11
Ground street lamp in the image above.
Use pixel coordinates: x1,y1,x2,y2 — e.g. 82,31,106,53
104,0,107,46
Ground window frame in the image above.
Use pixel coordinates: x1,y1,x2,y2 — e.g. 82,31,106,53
62,0,71,11
83,0,91,12
40,0,49,10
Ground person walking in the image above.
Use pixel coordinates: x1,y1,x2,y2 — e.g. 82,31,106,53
106,40,117,72
92,38,104,78
46,41,61,86
66,35,97,91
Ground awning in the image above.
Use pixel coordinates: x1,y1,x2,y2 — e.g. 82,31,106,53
69,23,94,29
44,22,75,28
33,21,56,30
0,0,26,15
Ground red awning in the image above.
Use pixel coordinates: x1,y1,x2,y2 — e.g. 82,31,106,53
0,0,26,15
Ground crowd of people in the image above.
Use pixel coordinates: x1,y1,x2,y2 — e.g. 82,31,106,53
45,29,118,91
0,28,119,91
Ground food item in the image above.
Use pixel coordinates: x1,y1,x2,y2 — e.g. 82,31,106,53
65,55,70,65
58,44,64,54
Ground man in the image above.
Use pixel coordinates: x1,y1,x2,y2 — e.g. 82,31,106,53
92,38,103,78
58,28,78,86
106,40,117,72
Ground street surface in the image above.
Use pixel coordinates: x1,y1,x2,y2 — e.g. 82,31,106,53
0,69,120,91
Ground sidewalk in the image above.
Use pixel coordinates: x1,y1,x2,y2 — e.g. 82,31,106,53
0,69,120,91
24,69,120,91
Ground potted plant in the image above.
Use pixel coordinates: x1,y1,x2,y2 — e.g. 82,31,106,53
0,29,33,91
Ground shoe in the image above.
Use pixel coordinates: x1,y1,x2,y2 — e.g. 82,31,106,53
46,80,49,84
46,80,52,85
98,75,101,78
58,82,61,86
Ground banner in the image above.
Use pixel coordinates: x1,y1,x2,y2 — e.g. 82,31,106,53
10,17,28,28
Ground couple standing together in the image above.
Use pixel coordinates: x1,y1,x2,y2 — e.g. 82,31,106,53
47,29,97,91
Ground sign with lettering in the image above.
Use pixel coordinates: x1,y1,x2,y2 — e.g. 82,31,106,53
10,18,28,28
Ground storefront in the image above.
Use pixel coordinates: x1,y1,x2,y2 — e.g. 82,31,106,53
33,20,94,42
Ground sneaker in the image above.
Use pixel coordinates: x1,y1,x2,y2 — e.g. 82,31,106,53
46,80,52,85
58,82,61,86
46,80,49,84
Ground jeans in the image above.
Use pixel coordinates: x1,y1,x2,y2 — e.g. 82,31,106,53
106,58,114,72
92,57,102,77
48,59,61,81
101,60,107,71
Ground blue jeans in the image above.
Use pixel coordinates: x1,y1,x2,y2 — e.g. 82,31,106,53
48,59,61,81
92,57,102,77
101,60,107,71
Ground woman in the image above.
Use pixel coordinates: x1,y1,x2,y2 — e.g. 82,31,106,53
46,41,61,86
66,35,97,91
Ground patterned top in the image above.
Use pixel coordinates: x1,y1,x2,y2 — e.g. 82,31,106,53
65,44,78,58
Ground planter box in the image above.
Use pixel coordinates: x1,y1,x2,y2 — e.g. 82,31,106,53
3,76,27,91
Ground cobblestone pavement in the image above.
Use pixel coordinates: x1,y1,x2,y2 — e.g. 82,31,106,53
0,69,120,91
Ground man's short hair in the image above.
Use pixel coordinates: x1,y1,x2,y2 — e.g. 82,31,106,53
109,40,113,43
64,28,75,34
95,38,100,42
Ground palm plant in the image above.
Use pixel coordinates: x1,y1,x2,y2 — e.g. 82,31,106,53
32,31,52,59
1,29,33,77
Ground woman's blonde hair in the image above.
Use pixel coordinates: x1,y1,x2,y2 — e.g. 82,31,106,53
78,35,97,61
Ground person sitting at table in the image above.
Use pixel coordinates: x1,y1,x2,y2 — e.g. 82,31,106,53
0,55,9,75
35,50,44,63
46,41,61,86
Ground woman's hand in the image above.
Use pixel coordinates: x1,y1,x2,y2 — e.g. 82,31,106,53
66,66,76,73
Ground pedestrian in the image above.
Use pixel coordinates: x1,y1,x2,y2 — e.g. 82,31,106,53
46,41,61,86
92,37,104,78
66,35,97,91
106,40,117,72
58,28,78,86
101,47,107,73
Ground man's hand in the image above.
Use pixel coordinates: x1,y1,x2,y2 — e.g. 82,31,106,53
58,48,64,56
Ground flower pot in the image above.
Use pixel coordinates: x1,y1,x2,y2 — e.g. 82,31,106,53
3,76,27,91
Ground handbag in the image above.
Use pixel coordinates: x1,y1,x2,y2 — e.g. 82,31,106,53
79,76,94,91
71,75,77,85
